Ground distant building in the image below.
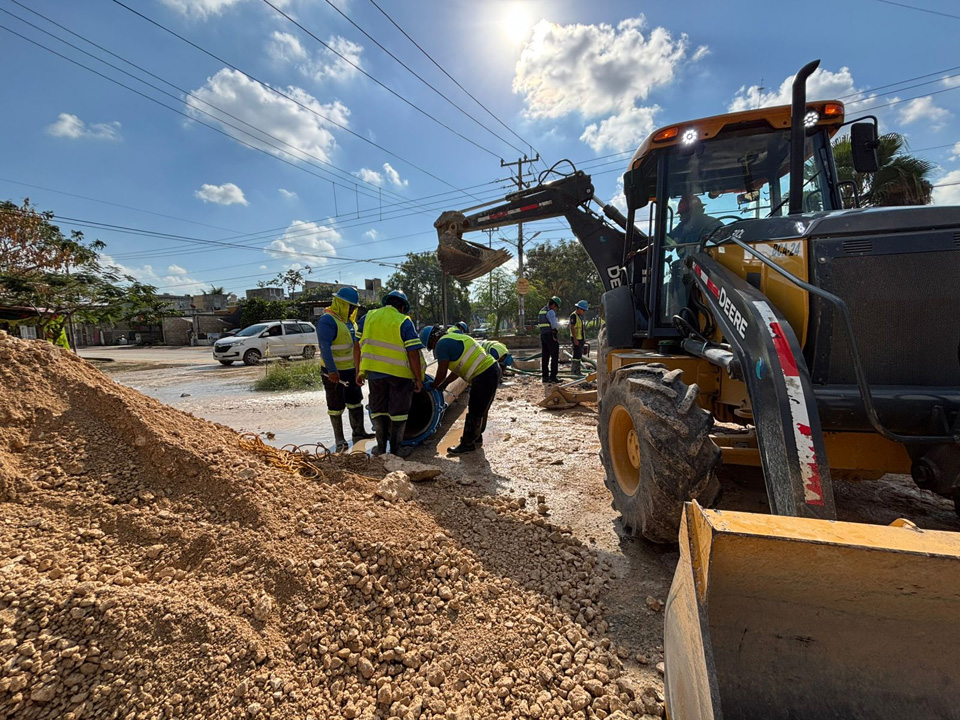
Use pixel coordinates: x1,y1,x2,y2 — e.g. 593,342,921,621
156,293,194,312
360,278,382,304
192,293,229,312
245,287,284,301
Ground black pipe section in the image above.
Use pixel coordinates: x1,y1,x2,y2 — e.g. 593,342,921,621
680,338,742,380
789,59,820,215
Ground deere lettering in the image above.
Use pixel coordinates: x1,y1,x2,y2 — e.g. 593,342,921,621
718,286,747,338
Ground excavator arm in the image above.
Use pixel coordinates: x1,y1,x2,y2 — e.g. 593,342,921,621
434,170,633,289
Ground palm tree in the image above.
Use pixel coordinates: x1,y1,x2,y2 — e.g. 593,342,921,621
832,132,934,207
206,285,226,295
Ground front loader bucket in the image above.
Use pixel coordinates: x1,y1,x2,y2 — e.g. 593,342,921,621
665,502,960,720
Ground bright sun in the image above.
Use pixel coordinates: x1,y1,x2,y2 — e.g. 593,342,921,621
501,2,534,45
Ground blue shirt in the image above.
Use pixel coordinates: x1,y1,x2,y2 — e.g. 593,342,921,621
546,309,559,330
434,336,466,363
315,313,356,372
357,312,423,380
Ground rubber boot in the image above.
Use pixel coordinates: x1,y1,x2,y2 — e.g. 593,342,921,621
330,414,349,453
448,414,481,455
571,360,582,376
390,421,414,458
348,406,374,441
371,416,390,456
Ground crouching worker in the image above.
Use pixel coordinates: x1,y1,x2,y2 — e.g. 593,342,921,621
317,286,373,452
357,290,423,458
419,325,500,455
480,339,513,382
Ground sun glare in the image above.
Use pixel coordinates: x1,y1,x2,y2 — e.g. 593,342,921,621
501,2,533,45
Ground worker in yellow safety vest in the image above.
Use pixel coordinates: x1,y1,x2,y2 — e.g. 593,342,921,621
419,325,500,454
315,286,373,452
480,339,513,383
357,290,424,457
570,300,588,376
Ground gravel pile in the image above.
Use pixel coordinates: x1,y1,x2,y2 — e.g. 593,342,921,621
0,333,662,719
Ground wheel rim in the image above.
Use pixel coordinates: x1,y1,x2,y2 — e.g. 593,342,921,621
609,404,640,496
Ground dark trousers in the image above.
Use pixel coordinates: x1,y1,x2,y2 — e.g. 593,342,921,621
571,342,583,360
321,368,362,416
468,363,500,436
367,376,414,422
541,332,559,380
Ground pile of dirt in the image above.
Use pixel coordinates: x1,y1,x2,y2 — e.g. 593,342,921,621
0,333,663,720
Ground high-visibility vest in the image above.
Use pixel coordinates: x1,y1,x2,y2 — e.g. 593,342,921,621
321,310,356,371
443,330,495,382
359,306,417,379
481,339,509,361
570,313,584,341
537,305,552,331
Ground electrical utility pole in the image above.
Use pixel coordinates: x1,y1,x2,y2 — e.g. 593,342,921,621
500,154,538,331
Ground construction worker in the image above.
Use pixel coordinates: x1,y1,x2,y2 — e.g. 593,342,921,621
419,325,499,454
537,296,561,383
672,195,722,245
454,321,469,334
357,290,424,458
480,338,513,382
316,286,373,452
570,300,588,376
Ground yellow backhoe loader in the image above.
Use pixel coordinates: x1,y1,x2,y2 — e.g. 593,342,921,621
436,59,960,716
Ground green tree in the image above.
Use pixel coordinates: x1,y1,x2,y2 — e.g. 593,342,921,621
387,252,471,328
524,239,603,318
261,267,312,295
833,132,934,207
240,297,296,327
471,267,517,334
0,199,162,339
204,285,226,295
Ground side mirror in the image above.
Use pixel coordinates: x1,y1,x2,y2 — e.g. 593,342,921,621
851,122,880,173
623,168,648,210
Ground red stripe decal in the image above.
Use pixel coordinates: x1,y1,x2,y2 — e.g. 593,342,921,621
706,279,720,299
518,203,540,212
768,321,799,377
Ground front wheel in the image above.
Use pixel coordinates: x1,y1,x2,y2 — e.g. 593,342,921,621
218,360,234,366
598,364,720,543
303,345,316,359
242,348,262,366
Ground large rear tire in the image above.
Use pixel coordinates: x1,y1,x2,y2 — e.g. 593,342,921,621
599,364,721,543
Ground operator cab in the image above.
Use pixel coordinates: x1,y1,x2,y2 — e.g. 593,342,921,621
621,102,846,340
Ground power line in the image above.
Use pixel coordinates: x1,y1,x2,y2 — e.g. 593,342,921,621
320,0,528,158
836,64,960,101
0,6,408,211
107,0,482,200
872,0,960,21
261,0,504,160
846,82,960,112
366,0,543,164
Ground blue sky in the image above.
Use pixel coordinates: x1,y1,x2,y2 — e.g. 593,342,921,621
2,0,960,297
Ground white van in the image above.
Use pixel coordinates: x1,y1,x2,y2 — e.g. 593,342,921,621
212,319,318,366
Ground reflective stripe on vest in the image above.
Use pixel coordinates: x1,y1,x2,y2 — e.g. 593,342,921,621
359,306,414,379
445,331,495,382
322,311,356,370
537,305,551,330
570,314,584,340
481,339,508,360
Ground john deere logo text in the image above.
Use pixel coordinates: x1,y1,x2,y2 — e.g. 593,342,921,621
718,287,747,338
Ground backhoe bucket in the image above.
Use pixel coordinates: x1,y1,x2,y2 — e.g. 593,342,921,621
435,210,512,281
665,502,960,720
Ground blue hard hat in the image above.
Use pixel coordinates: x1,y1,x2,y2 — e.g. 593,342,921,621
335,286,360,305
576,300,589,311
382,290,409,312
419,325,435,349
455,321,468,333
504,354,514,367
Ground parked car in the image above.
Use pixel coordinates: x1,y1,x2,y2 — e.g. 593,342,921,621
472,324,491,339
212,320,318,366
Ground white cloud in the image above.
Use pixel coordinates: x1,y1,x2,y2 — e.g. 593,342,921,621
101,255,206,295
943,75,960,88
932,169,960,206
259,264,268,270
580,105,660,153
898,96,951,129
382,163,408,188
186,69,350,165
729,67,868,112
362,229,379,240
513,17,689,120
267,31,363,83
354,168,383,186
353,163,408,188
951,142,960,160
266,220,340,265
160,0,290,20
194,182,249,206
278,188,298,199
691,45,710,62
46,113,122,141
